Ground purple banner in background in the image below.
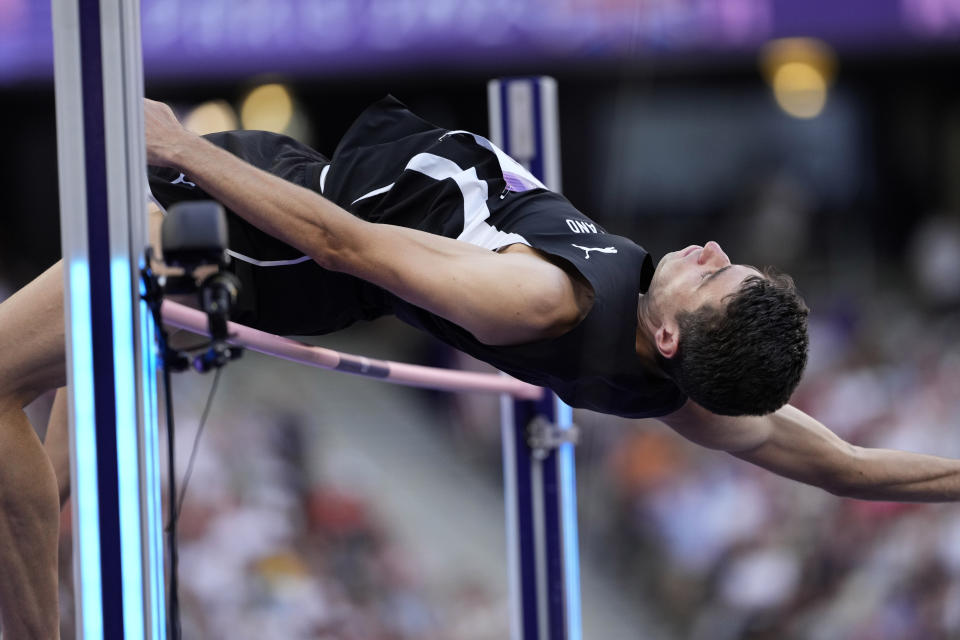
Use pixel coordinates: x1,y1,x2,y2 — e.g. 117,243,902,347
1,0,958,85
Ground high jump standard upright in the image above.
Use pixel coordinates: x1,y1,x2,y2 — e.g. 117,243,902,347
52,0,166,638
490,77,583,640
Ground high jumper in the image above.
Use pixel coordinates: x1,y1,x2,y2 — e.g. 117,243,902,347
1,96,959,639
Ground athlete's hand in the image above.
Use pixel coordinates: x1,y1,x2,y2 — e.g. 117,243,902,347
144,98,194,168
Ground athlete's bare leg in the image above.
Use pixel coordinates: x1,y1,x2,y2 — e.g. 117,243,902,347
43,388,70,509
0,262,66,639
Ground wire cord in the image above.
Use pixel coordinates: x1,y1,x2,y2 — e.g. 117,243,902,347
177,367,222,515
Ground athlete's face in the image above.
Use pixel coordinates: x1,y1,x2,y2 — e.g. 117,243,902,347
647,241,760,328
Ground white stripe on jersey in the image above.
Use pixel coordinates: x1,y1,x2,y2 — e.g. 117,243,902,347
442,130,548,191
226,144,528,264
227,249,311,267
352,182,395,205
319,164,330,194
405,152,530,251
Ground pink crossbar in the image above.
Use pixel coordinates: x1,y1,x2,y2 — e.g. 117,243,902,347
161,300,544,400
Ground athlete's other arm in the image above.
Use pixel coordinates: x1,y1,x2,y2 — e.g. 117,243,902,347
144,99,584,346
660,400,960,501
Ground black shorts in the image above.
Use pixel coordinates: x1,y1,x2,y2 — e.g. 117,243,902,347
148,129,389,336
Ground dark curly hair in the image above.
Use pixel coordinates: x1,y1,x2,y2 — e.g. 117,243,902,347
667,268,809,416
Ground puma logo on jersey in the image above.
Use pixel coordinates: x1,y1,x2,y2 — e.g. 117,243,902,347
171,173,196,188
572,244,617,259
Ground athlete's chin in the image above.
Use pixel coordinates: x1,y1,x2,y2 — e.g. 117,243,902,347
648,264,670,299
651,251,689,294
653,251,682,278
654,252,673,272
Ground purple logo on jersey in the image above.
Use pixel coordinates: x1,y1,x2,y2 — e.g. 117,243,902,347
502,171,540,193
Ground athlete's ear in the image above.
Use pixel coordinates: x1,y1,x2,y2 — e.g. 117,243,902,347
654,322,679,360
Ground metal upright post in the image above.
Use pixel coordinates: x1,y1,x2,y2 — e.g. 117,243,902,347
52,0,165,637
490,77,583,640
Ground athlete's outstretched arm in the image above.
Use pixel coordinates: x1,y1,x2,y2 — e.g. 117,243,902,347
144,99,582,346
660,400,960,502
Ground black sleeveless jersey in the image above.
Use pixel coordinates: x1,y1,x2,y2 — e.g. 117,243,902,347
323,96,686,418
150,96,687,418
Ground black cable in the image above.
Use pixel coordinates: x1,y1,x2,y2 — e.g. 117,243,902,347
162,354,221,640
176,367,222,515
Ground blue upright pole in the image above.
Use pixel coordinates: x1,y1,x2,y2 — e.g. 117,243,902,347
490,77,582,640
52,0,165,637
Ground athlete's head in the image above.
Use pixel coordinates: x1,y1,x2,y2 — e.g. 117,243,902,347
643,241,809,416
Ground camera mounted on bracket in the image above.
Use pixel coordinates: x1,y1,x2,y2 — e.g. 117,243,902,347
142,200,243,373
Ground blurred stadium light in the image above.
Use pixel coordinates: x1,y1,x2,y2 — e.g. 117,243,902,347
184,99,238,135
240,83,293,133
760,38,837,119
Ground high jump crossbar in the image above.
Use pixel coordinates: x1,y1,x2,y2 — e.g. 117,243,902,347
161,300,543,399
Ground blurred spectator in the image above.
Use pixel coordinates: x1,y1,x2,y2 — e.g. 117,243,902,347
909,213,960,308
